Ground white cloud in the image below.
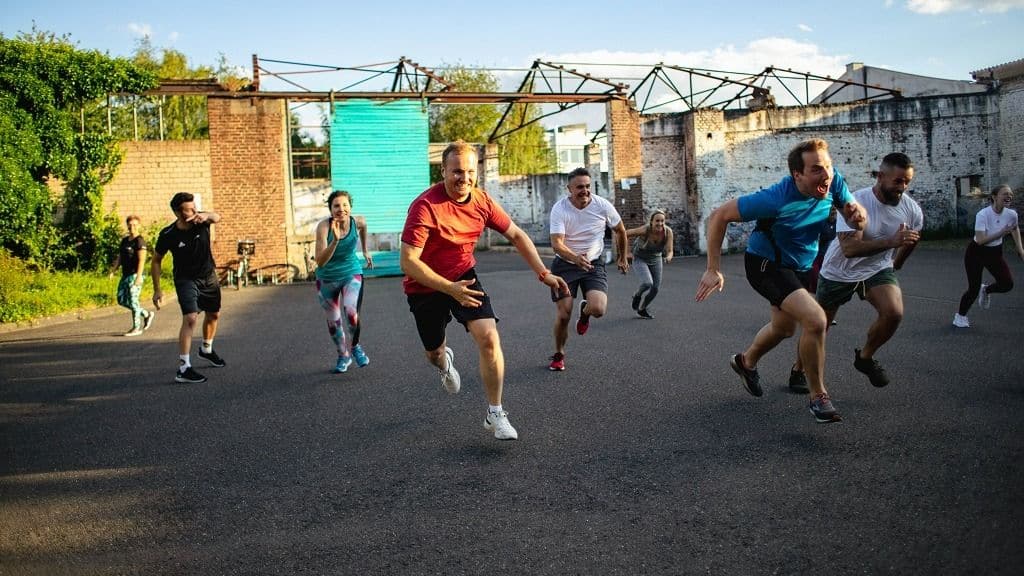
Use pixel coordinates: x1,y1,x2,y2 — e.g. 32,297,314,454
127,22,152,37
906,0,1024,13
798,23,813,32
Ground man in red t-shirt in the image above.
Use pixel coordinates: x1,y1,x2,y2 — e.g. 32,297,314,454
400,140,569,441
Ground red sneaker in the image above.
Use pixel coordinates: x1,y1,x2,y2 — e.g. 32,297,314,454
575,300,590,335
549,352,565,371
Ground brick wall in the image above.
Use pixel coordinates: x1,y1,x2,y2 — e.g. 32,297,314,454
641,115,692,253
103,140,212,228
997,77,1024,192
491,172,611,246
207,97,290,272
651,93,999,254
606,99,644,228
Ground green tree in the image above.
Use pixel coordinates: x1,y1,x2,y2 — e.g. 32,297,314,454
429,65,555,176
0,29,156,267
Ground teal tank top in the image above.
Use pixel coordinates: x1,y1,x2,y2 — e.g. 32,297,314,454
315,217,363,281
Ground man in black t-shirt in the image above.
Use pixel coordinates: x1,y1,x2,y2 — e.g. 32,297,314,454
111,215,155,336
152,192,226,384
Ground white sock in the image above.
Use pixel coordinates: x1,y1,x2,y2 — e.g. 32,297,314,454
488,404,503,414
201,340,213,353
179,354,191,372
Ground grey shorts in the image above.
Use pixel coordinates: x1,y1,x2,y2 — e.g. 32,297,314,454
174,271,222,314
816,268,899,310
550,256,608,301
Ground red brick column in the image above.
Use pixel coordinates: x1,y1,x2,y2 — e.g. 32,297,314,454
606,99,644,227
207,97,289,272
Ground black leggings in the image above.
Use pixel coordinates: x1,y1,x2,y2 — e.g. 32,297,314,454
958,241,1014,315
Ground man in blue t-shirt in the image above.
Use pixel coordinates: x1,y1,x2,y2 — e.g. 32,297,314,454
695,138,867,424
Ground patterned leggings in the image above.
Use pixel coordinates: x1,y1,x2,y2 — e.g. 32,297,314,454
632,257,663,310
316,275,363,356
116,274,149,329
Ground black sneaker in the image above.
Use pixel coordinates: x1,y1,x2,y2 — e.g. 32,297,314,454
853,348,889,387
729,353,763,397
175,366,207,384
637,308,654,319
631,293,641,311
198,349,226,368
788,369,809,393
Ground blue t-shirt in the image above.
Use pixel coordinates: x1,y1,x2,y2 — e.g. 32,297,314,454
736,169,852,271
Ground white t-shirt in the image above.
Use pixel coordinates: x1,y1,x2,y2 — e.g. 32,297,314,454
975,206,1019,247
549,195,622,261
820,187,924,283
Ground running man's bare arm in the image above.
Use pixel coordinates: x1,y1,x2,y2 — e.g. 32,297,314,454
695,199,741,301
504,222,569,295
611,221,629,273
399,242,485,308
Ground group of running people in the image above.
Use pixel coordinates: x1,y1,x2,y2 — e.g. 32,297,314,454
117,138,1020,437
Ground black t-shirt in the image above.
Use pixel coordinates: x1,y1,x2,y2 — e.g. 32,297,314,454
119,235,148,278
155,221,216,281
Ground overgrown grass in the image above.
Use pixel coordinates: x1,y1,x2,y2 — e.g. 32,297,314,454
0,249,168,324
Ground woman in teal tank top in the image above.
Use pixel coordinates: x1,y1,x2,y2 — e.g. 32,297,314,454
625,210,674,319
314,190,374,373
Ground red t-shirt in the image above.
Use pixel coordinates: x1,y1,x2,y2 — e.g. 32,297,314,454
401,182,512,294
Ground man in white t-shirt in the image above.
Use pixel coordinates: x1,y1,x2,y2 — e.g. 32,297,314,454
789,153,924,391
547,167,629,371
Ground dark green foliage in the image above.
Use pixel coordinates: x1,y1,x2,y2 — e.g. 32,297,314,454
0,30,157,269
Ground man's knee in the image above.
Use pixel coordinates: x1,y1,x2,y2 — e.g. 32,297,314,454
183,312,199,327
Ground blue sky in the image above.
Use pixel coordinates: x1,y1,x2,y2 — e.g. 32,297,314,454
3,0,1022,129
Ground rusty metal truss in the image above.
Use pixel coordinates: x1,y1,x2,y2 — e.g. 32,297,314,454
145,55,905,142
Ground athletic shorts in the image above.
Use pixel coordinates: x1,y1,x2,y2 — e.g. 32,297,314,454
550,256,608,302
406,268,497,351
815,268,899,310
744,252,810,308
174,270,222,314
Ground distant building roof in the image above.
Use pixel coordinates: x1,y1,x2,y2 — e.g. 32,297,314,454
811,62,986,104
971,58,1024,83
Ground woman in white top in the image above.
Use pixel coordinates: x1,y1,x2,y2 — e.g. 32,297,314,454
953,184,1024,327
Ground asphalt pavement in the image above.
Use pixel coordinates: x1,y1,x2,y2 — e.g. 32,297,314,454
1,247,1022,575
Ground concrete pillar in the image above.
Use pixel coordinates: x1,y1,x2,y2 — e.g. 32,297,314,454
606,99,644,227
207,97,290,271
585,142,603,197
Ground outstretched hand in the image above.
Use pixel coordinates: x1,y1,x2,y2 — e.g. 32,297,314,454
695,270,724,302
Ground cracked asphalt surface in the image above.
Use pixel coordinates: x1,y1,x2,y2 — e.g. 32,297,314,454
1,247,1022,575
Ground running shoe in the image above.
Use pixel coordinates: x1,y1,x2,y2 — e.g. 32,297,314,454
549,352,565,371
332,355,353,373
198,349,226,367
483,410,519,440
142,310,156,331
124,327,144,337
978,283,991,310
575,300,590,335
729,353,763,397
440,347,461,394
952,313,970,328
631,293,641,311
637,309,654,319
808,392,842,423
853,348,890,387
174,366,207,384
788,369,809,393
352,344,370,367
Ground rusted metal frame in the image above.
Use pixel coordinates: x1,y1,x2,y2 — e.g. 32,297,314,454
390,60,405,92
257,64,315,92
489,101,588,142
538,61,623,91
763,67,802,105
488,63,540,142
767,66,902,100
694,78,736,108
338,68,393,92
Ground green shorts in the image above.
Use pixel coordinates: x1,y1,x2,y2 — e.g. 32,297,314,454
815,268,899,310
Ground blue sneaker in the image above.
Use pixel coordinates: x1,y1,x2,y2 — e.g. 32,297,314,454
332,355,353,373
352,344,370,367
809,392,842,423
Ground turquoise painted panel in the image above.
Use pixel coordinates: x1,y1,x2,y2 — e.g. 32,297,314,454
330,99,429,233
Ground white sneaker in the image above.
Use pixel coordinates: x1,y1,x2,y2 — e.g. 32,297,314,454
952,313,970,328
484,410,519,440
439,347,460,394
978,284,991,310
